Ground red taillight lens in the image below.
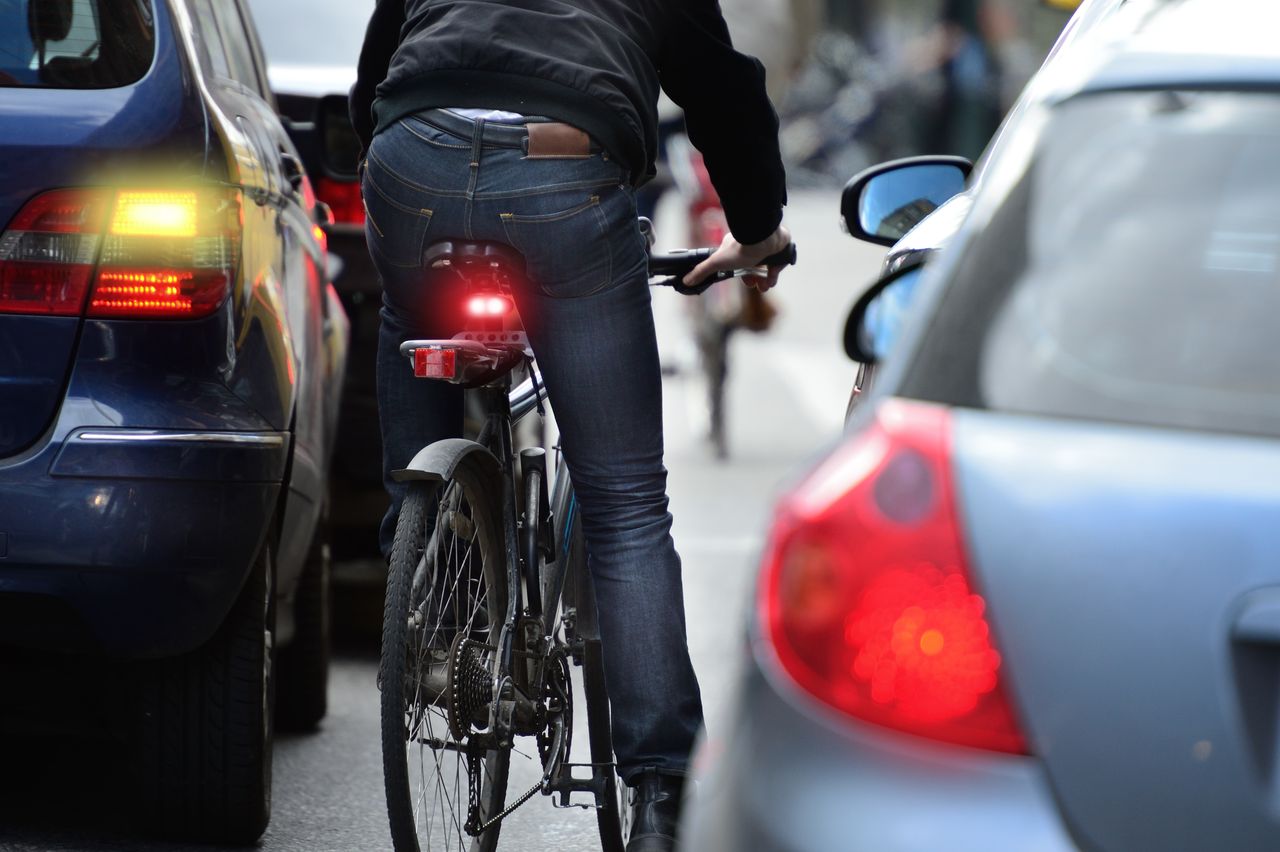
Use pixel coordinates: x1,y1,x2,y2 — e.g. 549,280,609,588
315,177,364,226
0,187,240,319
761,400,1027,754
414,346,457,379
0,189,110,315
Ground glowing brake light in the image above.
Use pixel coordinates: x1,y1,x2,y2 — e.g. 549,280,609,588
760,400,1027,754
467,294,513,318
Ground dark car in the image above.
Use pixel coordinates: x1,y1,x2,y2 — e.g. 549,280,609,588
0,0,347,842
244,0,386,563
680,0,1280,850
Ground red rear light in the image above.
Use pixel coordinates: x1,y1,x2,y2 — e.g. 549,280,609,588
315,177,364,226
0,187,240,319
466,294,513,318
414,346,457,379
0,189,110,315
760,400,1027,754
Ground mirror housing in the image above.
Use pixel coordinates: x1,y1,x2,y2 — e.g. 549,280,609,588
315,94,361,180
843,260,928,365
841,156,972,247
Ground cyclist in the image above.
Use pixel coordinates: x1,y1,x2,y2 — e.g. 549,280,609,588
351,1,792,849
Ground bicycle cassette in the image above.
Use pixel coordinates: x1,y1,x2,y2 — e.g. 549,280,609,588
447,635,495,740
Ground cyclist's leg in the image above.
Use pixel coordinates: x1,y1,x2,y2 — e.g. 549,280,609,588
363,121,470,558
474,175,704,782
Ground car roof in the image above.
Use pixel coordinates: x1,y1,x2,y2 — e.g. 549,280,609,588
1044,0,1280,102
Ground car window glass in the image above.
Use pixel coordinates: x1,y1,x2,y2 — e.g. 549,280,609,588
190,0,231,79
902,91,1280,438
207,0,259,90
0,0,155,89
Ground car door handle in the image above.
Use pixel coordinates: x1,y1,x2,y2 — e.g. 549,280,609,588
1233,588,1280,643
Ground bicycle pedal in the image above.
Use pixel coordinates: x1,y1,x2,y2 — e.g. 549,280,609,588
548,762,615,809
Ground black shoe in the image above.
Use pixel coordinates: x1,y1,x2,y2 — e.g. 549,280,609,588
626,772,684,852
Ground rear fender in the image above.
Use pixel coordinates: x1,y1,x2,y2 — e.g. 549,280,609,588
392,438,503,492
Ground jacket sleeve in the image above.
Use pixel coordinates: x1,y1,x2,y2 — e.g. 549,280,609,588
659,0,788,245
350,0,407,160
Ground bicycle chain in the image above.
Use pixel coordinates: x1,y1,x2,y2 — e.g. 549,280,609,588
464,646,574,838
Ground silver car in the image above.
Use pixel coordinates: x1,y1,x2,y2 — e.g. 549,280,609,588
680,1,1280,850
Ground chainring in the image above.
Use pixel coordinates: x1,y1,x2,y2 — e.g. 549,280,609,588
537,646,573,770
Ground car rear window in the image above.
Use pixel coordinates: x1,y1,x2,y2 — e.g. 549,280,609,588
0,0,155,89
901,91,1280,438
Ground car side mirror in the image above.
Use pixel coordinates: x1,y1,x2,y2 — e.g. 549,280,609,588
315,94,361,180
843,261,928,364
841,157,972,247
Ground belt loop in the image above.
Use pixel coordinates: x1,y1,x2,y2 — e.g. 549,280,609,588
469,117,486,169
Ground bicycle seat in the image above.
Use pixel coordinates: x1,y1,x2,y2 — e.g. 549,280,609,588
425,240,526,279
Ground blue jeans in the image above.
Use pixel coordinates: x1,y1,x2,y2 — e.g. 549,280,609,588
363,111,704,780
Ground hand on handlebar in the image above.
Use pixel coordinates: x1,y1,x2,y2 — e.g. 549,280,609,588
684,224,793,292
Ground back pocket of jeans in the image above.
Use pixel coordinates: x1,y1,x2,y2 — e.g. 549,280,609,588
500,195,612,299
362,167,434,268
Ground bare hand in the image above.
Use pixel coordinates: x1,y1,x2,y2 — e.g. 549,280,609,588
684,224,793,292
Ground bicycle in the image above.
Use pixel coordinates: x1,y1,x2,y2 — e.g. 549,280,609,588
378,227,795,852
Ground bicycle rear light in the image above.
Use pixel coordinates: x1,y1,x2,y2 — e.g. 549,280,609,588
760,399,1027,754
466,294,513,318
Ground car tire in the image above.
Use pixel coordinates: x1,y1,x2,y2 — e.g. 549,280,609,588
133,545,275,844
277,520,331,732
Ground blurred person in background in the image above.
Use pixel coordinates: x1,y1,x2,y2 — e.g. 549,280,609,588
349,1,792,850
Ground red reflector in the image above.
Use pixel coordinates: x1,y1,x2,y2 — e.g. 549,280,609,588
88,269,228,318
414,347,457,379
315,178,364,226
761,400,1027,754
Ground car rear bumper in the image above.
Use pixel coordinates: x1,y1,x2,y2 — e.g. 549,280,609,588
679,636,1081,852
0,429,288,658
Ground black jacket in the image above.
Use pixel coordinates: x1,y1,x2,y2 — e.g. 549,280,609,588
350,0,786,244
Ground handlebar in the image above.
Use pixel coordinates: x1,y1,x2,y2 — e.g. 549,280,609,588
648,243,798,296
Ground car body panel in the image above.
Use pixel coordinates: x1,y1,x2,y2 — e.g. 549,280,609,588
682,632,1079,852
953,410,1280,851
0,0,347,657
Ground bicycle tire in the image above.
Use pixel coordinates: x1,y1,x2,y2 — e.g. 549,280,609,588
563,513,627,852
382,471,509,852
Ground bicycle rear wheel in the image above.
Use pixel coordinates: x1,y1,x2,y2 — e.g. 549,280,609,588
381,469,509,852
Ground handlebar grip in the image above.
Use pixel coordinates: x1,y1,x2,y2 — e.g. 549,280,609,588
760,243,798,269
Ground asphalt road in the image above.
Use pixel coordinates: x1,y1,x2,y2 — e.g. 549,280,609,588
0,190,884,852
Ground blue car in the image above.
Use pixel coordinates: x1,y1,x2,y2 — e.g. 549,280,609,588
681,0,1280,849
0,0,347,842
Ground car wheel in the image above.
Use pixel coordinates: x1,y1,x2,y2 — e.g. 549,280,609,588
277,518,331,731
132,545,276,843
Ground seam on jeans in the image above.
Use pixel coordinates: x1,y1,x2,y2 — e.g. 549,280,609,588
368,149,469,198
473,176,620,200
365,170,440,217
503,194,600,224
362,198,384,238
398,117,472,149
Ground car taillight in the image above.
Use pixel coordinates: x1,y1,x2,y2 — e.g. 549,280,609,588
0,189,110,315
90,189,241,318
0,187,240,319
315,177,364,227
760,399,1028,754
